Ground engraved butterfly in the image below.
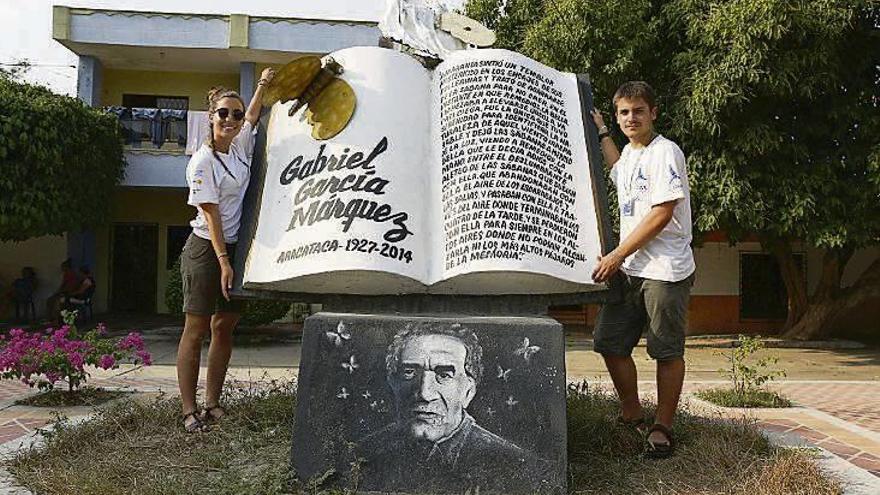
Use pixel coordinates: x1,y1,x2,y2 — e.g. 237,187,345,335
325,321,351,347
341,355,359,374
506,395,519,408
497,365,512,382
336,387,350,400
513,337,541,363
262,56,356,140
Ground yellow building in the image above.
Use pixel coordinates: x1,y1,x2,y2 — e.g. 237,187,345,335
0,5,379,318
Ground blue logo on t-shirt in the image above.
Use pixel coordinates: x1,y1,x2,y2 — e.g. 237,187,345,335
668,165,683,191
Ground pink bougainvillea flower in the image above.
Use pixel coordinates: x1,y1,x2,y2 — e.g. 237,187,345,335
67,351,85,370
1,324,151,392
98,354,116,369
136,350,153,366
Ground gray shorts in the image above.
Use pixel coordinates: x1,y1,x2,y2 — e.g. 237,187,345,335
180,234,243,316
593,272,694,361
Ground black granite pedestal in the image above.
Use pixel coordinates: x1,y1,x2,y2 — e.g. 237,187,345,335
291,312,568,494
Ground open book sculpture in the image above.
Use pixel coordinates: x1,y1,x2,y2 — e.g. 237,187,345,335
235,46,613,297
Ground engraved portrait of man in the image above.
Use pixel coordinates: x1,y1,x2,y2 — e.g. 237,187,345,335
357,323,555,493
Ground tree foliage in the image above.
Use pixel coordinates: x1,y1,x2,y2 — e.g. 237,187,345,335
468,0,880,337
0,76,125,241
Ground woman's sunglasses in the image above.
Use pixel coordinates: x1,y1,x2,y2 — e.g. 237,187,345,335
216,108,245,121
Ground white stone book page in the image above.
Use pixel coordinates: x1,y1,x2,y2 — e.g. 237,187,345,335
243,47,434,294
427,49,603,294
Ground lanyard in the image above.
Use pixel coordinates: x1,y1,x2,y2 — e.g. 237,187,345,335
622,134,659,200
213,147,249,181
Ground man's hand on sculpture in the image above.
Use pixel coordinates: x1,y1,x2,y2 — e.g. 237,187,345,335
592,251,623,283
590,109,607,133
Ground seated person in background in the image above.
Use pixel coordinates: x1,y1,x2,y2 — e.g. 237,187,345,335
2,267,38,320
47,258,80,320
64,265,95,309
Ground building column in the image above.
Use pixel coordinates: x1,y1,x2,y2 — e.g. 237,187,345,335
67,230,97,275
72,55,102,293
76,55,102,107
240,61,256,105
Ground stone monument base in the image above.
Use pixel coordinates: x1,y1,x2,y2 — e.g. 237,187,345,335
291,312,568,494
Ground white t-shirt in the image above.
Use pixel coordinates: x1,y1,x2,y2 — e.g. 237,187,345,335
186,120,257,243
610,134,695,282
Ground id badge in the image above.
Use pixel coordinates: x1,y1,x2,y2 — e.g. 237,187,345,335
622,199,635,216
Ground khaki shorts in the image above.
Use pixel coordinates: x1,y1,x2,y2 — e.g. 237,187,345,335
593,272,694,361
180,234,243,316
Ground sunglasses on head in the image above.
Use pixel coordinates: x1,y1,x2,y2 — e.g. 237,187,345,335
216,108,245,121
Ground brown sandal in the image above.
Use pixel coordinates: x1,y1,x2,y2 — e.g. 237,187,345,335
202,405,226,424
182,410,208,433
644,423,675,458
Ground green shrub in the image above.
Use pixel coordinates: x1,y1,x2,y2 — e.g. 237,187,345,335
697,334,790,408
165,256,290,326
0,76,125,241
723,334,786,395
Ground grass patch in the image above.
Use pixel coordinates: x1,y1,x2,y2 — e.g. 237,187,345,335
14,387,131,407
6,381,837,495
695,387,793,408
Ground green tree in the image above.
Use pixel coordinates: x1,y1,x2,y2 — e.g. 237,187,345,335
468,0,880,339
0,75,125,241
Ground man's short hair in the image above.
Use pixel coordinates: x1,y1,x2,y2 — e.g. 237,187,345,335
613,81,657,110
385,323,484,385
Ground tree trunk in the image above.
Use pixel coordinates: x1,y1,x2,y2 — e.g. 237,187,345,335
763,238,807,331
782,255,880,340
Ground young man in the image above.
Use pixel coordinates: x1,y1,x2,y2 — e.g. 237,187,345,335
590,81,695,458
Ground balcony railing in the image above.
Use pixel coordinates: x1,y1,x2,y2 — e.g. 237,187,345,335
105,107,188,152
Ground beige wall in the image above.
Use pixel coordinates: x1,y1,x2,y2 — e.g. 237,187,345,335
0,235,68,320
94,189,192,314
102,69,239,110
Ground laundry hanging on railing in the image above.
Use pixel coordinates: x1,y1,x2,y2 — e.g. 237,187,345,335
104,107,190,149
185,111,210,155
162,109,188,148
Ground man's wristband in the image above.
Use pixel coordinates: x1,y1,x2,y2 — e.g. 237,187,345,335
598,130,611,140
217,252,229,259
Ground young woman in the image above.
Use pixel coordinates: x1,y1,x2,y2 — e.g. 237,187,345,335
178,67,275,431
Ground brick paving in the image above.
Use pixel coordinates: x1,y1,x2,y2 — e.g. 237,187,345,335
774,382,880,433
758,418,880,478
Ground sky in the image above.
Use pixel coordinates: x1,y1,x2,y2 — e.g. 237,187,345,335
1,0,405,95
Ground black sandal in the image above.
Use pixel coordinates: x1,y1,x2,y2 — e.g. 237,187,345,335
202,405,226,424
644,423,675,458
182,410,208,433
